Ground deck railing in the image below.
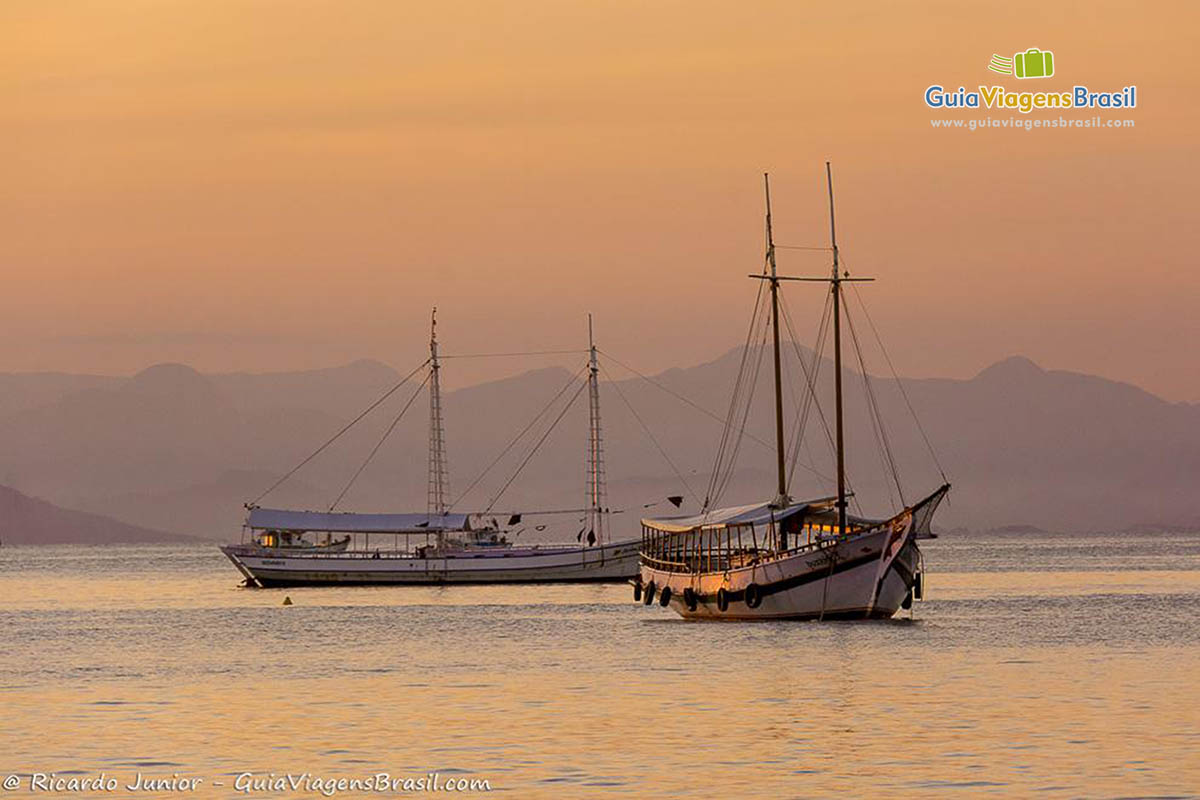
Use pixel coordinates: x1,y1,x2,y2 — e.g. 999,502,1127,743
639,522,869,575
228,540,620,560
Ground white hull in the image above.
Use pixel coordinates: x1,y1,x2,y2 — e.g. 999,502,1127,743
222,539,640,586
639,525,921,621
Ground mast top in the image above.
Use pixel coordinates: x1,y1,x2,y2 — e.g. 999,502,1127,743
430,307,440,366
764,172,778,281
826,162,840,281
760,172,789,509
588,312,597,368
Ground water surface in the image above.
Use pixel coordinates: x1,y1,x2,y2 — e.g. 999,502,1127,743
1,532,1197,798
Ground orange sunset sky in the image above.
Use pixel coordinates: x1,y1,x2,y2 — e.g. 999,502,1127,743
4,1,1198,399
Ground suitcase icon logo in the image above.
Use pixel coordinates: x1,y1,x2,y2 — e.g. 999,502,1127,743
1014,48,1054,78
987,48,1055,79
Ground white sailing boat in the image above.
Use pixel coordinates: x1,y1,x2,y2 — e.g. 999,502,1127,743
635,166,950,620
221,313,640,586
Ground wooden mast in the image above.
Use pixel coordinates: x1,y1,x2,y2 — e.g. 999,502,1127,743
826,163,847,535
753,168,870,530
764,174,790,510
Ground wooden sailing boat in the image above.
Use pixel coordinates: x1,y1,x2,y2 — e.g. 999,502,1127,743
635,166,950,620
220,312,641,586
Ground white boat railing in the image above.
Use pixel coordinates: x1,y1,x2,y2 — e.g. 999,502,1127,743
227,541,627,560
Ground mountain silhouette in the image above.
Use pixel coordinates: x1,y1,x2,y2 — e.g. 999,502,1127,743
1,350,1197,539
0,484,201,545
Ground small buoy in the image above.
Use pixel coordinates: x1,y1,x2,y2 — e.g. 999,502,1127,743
282,596,293,606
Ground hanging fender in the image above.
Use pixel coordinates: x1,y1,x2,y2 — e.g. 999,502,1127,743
716,588,729,612
683,587,698,611
659,586,672,607
643,581,656,606
744,583,763,609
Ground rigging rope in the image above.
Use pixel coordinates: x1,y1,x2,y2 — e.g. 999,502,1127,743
600,363,700,505
780,288,834,485
596,350,773,452
449,364,589,511
709,307,772,508
440,349,587,359
843,299,905,509
703,273,768,509
848,281,949,483
484,378,589,514
328,372,431,510
777,291,862,514
248,358,432,505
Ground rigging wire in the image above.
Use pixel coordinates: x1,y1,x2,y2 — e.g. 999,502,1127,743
709,307,772,508
440,349,588,359
702,278,767,510
777,290,863,514
600,363,700,505
842,299,905,509
484,378,589,514
328,371,431,510
596,350,773,452
248,358,432,506
848,280,949,483
780,287,833,485
449,364,589,511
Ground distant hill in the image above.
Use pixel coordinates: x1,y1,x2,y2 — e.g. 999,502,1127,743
76,469,329,540
0,371,120,418
1,350,1198,534
0,484,199,545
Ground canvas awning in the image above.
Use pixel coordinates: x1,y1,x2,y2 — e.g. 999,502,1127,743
641,496,838,533
246,507,472,533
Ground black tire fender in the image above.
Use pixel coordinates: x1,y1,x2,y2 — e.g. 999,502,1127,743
643,581,656,606
716,587,729,612
682,587,698,611
744,582,763,609
633,581,642,603
659,586,672,607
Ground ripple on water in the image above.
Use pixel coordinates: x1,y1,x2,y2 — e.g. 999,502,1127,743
0,537,1197,798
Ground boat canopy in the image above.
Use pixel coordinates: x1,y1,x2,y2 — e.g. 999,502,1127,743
643,485,950,537
246,507,472,533
641,496,838,534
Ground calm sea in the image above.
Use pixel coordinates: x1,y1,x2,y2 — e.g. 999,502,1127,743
1,532,1197,799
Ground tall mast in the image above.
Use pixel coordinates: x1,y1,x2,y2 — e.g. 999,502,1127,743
826,162,847,535
764,174,790,509
427,307,449,519
585,314,607,545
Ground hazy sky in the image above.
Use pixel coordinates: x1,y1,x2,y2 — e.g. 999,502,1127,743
4,1,1198,400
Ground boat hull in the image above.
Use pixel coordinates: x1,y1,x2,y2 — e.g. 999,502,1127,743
221,539,641,586
638,525,921,621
